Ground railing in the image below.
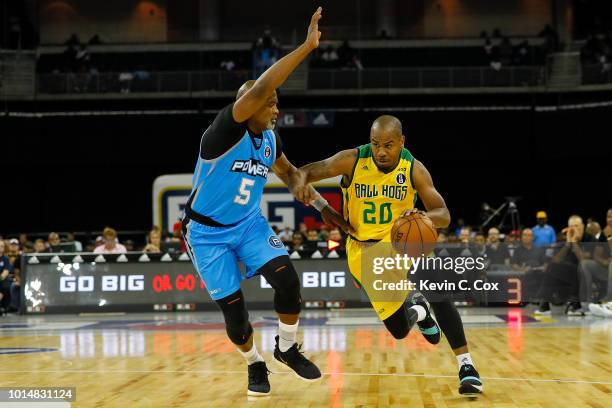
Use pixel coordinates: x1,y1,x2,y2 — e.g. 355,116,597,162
37,66,546,95
309,66,546,89
582,64,612,85
37,70,251,95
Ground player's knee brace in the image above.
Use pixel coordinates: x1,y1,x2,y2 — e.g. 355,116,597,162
216,290,253,345
259,255,302,315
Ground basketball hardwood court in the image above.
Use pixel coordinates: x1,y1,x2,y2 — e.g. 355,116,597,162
1,308,610,407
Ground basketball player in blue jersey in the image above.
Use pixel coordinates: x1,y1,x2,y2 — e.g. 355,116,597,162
182,8,351,397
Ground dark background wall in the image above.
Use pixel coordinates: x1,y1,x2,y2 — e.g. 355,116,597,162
2,103,609,234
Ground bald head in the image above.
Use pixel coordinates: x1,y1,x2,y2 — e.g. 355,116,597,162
236,80,256,100
369,115,405,171
372,115,402,138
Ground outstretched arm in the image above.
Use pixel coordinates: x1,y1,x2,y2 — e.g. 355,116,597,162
407,160,451,228
291,149,358,203
232,7,322,123
273,153,354,233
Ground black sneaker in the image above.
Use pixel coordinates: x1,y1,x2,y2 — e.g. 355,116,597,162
409,292,441,345
565,302,585,316
458,364,483,397
247,361,270,396
534,301,551,316
273,335,322,382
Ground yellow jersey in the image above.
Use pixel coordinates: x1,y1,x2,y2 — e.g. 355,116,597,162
342,144,417,241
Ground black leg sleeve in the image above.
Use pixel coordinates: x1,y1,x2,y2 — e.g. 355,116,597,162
431,301,467,350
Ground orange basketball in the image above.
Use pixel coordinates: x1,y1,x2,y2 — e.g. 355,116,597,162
391,213,438,257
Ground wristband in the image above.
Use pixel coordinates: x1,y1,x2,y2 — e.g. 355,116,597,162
311,196,329,212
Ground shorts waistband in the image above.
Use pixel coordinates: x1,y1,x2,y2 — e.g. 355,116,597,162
184,206,237,228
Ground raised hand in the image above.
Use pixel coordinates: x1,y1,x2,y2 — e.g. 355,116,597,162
305,7,322,51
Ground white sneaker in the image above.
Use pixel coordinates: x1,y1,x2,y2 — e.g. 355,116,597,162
534,309,551,316
589,302,612,318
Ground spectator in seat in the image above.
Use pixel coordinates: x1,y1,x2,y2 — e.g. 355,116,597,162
0,241,14,312
48,232,61,249
511,228,547,297
485,227,510,267
321,45,339,67
579,238,611,316
18,234,32,250
124,240,135,252
297,222,308,238
290,233,304,252
511,229,546,271
7,239,21,271
532,211,556,248
143,229,162,253
581,209,612,317
587,221,602,241
304,229,320,252
453,218,466,237
535,215,598,316
6,239,21,312
437,231,448,243
459,227,471,244
604,209,612,240
278,226,293,244
66,232,83,252
506,230,520,257
94,227,127,254
473,233,486,255
33,239,50,253
318,225,329,241
452,227,474,257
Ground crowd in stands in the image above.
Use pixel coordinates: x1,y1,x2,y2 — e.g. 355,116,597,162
2,208,610,316
37,24,559,93
252,28,281,77
580,27,612,73
310,40,363,70
480,25,557,71
435,209,611,318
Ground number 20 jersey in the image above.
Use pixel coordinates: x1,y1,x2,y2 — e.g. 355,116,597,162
342,144,418,241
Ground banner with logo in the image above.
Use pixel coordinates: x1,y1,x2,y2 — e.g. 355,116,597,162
22,258,363,314
277,110,335,128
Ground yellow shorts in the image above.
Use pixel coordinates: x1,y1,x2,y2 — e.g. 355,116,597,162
346,234,411,321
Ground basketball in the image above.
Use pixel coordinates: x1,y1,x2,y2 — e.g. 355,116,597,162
391,213,438,257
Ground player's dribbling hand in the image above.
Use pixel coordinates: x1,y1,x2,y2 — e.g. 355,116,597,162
401,209,426,218
304,7,322,51
321,206,355,234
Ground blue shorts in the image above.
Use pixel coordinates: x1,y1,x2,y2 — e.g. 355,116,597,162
183,213,288,300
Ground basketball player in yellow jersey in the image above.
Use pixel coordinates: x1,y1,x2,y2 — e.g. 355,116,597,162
292,115,483,396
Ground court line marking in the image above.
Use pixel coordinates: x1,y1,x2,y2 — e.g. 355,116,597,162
3,370,611,385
